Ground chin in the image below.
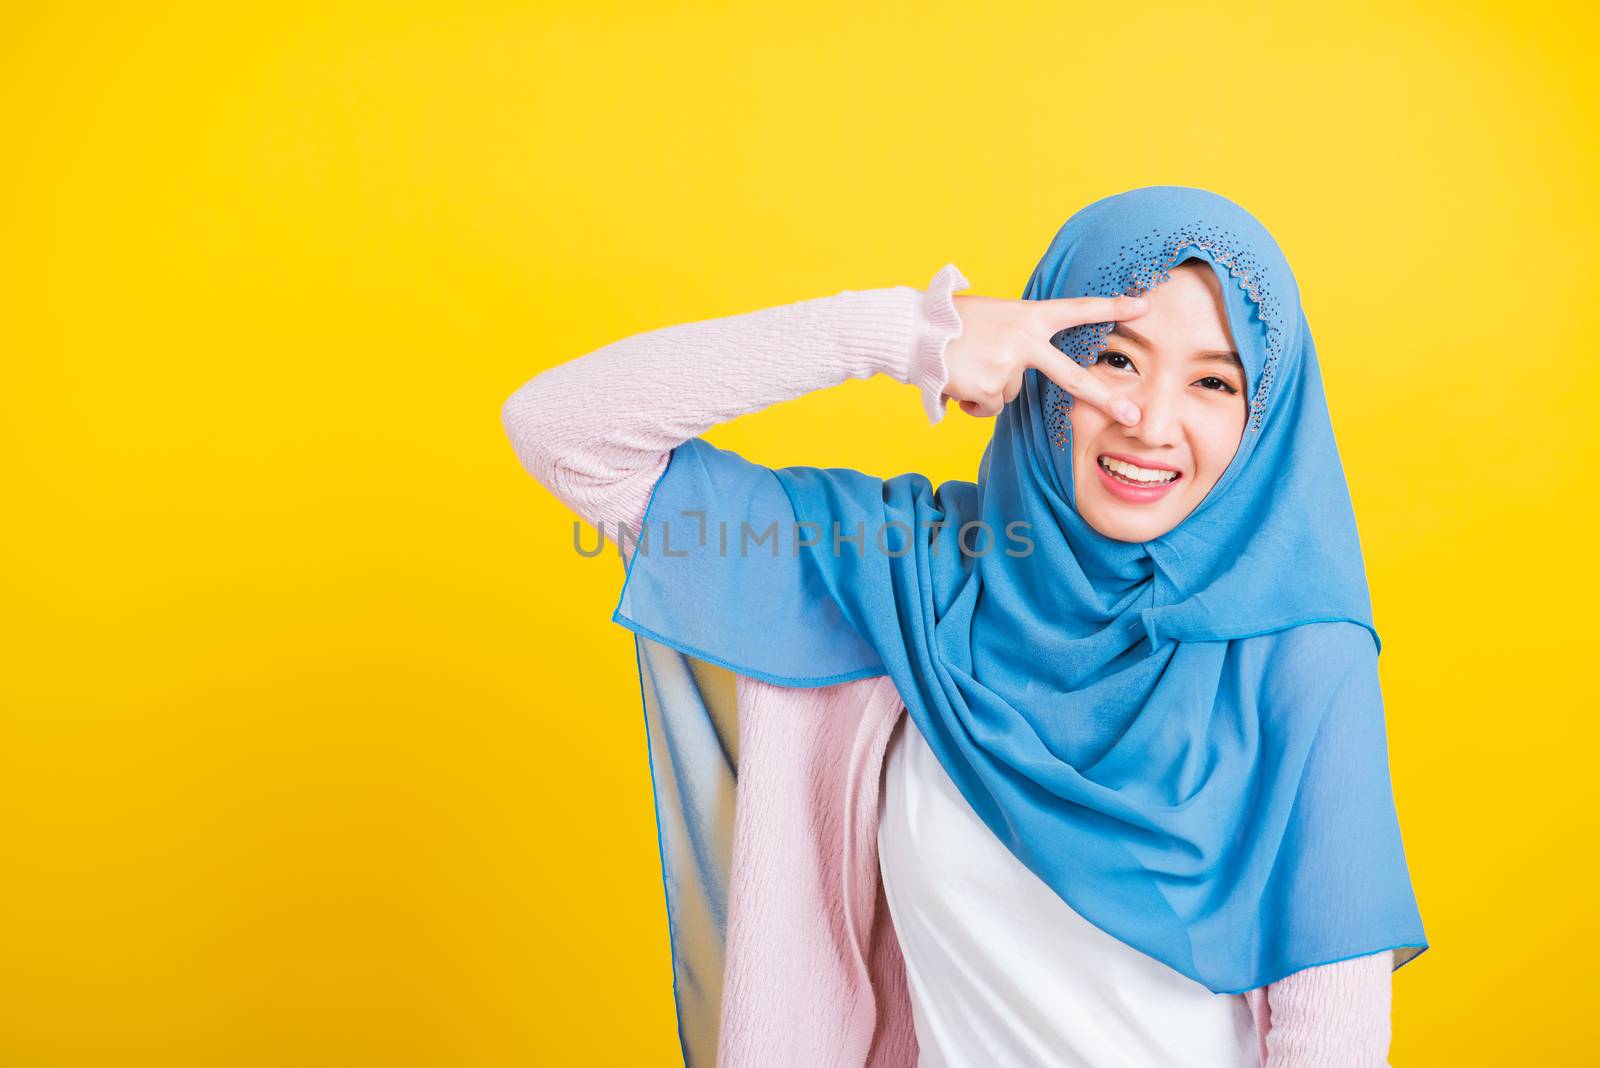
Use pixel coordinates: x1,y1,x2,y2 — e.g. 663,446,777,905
1084,513,1166,543
1078,492,1188,543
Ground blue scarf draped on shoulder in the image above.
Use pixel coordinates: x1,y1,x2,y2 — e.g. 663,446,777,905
610,185,1428,1060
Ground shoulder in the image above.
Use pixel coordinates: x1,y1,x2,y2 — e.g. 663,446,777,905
1251,619,1377,677
1242,621,1383,725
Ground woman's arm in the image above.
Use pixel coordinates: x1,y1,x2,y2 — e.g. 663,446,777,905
1252,950,1395,1067
500,264,967,536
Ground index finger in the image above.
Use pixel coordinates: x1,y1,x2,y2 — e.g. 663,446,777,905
1024,334,1142,427
1030,293,1149,333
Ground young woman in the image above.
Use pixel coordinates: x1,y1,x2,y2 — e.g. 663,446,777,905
502,185,1428,1067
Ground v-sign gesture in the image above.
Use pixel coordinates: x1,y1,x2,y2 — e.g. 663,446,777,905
941,286,1150,424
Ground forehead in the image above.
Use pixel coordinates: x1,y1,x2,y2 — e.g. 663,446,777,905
1110,265,1236,348
1141,261,1228,313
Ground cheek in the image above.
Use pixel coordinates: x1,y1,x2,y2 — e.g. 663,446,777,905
1068,406,1113,469
1190,411,1247,483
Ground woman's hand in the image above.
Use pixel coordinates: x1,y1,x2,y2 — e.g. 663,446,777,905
943,292,1150,424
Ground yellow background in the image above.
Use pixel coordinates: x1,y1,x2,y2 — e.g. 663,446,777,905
4,2,1595,1063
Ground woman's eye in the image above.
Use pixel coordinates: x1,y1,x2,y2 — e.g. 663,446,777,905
1196,376,1240,395
1097,352,1238,395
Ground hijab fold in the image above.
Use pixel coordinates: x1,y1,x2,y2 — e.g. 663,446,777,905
612,185,1428,994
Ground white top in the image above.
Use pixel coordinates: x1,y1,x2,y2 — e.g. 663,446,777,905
877,711,1261,1068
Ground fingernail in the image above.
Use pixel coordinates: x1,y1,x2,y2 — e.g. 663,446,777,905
1117,401,1141,424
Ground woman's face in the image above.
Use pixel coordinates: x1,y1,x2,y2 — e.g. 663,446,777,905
1069,261,1249,543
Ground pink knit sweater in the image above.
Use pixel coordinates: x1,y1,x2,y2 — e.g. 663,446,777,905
500,263,1397,1067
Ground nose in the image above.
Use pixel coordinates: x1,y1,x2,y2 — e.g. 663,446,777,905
1125,382,1182,447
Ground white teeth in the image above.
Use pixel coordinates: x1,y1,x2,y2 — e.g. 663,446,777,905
1099,456,1178,485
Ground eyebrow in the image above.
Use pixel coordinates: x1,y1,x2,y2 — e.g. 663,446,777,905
1109,322,1242,366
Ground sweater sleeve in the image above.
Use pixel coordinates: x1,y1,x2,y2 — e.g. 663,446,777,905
500,263,968,536
1252,950,1396,1067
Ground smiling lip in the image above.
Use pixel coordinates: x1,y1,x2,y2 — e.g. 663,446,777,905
1099,451,1182,474
1095,453,1183,504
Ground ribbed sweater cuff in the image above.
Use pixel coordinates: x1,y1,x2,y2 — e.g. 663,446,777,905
912,262,968,424
830,262,969,426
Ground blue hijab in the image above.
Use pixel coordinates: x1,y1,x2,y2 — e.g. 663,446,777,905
612,185,1428,1002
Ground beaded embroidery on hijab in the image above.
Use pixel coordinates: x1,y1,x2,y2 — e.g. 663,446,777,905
1045,220,1284,447
611,185,1429,994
